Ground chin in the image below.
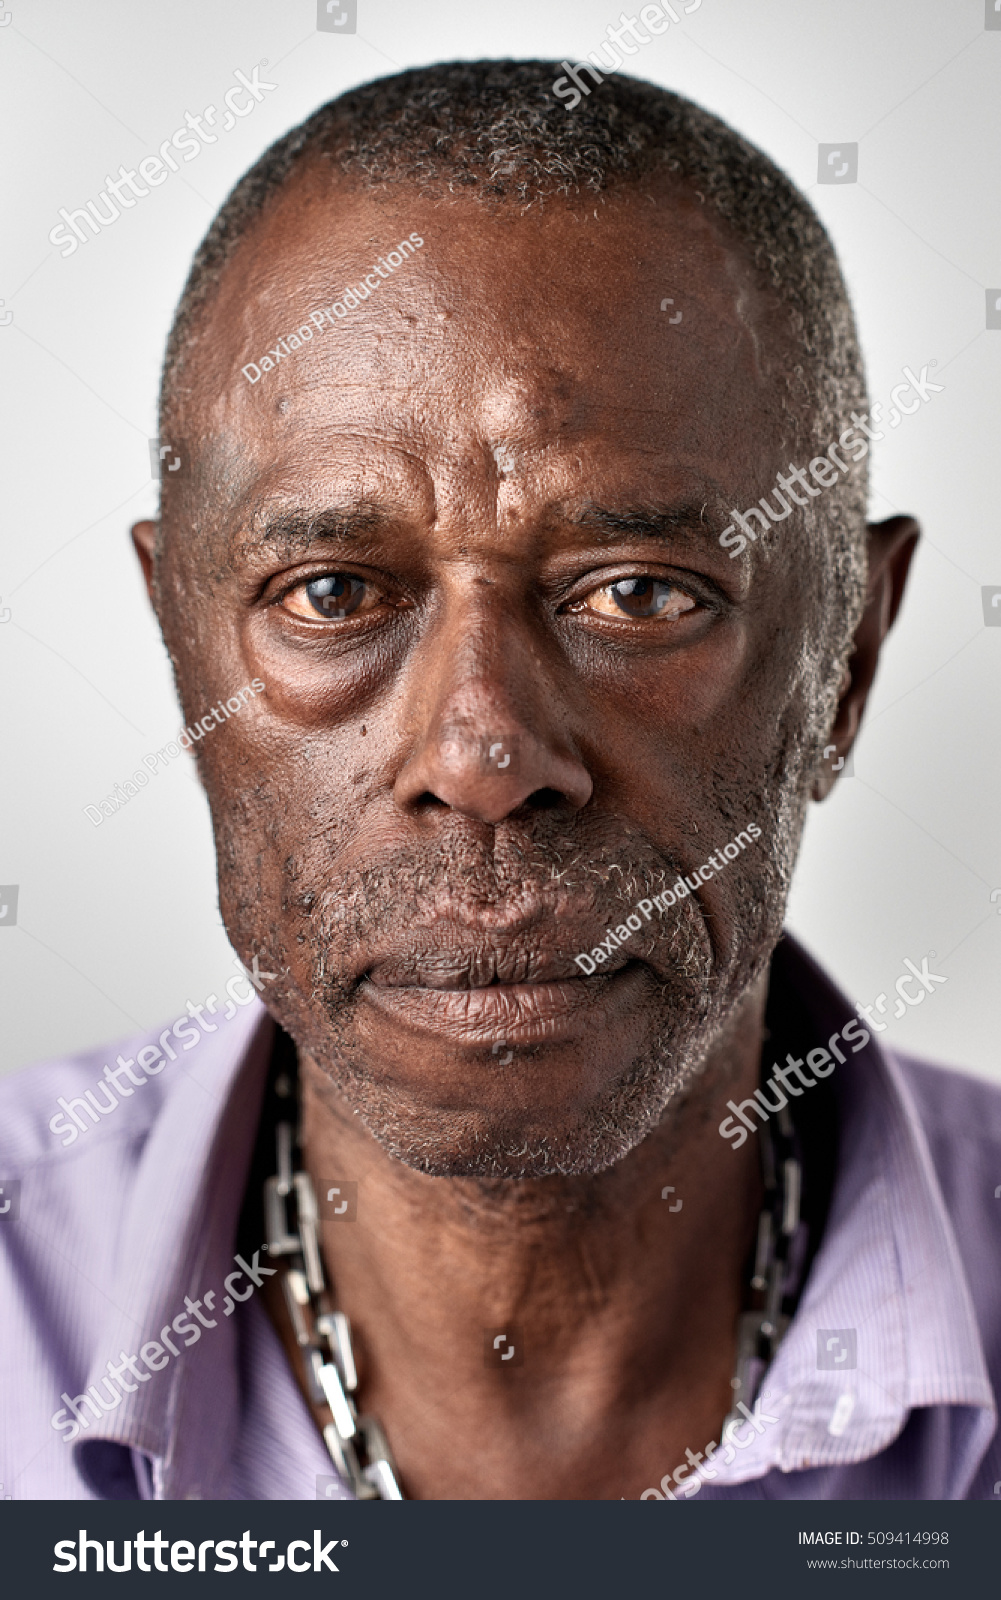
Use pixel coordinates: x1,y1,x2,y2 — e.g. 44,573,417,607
317,1048,701,1181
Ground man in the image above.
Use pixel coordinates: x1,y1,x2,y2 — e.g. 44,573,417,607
1,60,998,1502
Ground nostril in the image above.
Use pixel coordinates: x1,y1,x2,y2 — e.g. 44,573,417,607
413,791,449,813
524,787,568,811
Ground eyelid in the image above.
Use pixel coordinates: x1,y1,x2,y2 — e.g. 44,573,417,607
266,562,716,624
273,567,392,624
268,563,392,604
565,565,707,611
580,591,696,624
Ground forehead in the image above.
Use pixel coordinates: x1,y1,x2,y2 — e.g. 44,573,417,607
180,169,794,534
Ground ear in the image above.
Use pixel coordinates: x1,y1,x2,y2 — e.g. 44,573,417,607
812,514,919,801
131,520,158,606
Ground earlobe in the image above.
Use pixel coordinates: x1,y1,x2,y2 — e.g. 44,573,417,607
131,519,159,605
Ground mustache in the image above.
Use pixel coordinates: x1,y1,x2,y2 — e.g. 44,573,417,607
288,813,716,995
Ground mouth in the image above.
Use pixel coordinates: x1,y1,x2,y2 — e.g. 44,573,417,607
361,947,645,1045
365,945,612,989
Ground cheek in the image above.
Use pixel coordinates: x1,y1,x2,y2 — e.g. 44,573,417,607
157,572,251,720
213,741,370,847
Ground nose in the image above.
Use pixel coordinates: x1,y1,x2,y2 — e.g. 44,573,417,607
393,625,592,826
396,720,592,825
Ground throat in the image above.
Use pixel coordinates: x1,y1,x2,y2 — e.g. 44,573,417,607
240,1007,793,1500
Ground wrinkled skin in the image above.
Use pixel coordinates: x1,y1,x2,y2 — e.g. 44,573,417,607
134,167,917,1497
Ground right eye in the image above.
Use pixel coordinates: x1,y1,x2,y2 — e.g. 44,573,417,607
281,573,380,622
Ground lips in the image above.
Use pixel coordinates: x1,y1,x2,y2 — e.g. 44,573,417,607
365,943,615,990
355,916,645,1043
360,963,646,1046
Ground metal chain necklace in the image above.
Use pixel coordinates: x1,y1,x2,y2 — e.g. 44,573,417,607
262,1067,800,1501
263,1069,404,1500
724,1102,801,1433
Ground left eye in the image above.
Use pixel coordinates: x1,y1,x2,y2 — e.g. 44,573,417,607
579,577,696,620
281,573,377,621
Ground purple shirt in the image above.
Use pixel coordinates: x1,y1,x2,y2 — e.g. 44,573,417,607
1,938,998,1500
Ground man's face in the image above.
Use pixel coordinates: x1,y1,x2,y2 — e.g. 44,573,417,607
150,172,831,1177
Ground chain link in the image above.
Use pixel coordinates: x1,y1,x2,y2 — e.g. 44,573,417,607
264,1080,404,1501
724,1105,801,1432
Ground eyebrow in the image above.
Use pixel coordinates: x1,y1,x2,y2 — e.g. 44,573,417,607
238,503,396,557
235,495,727,560
566,500,724,548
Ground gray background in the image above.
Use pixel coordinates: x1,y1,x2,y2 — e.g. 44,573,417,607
1,0,998,1081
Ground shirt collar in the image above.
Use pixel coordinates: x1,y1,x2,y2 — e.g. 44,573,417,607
705,937,995,1495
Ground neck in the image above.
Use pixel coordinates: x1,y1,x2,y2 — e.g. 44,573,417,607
288,979,767,1500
